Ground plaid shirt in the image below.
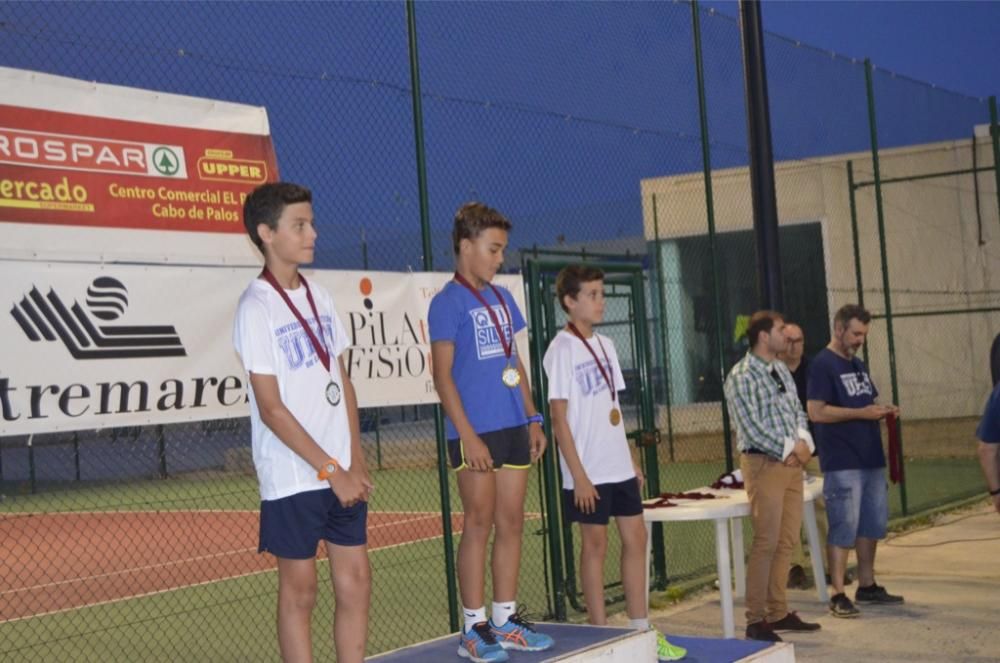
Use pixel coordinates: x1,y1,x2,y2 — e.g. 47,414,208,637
724,351,809,459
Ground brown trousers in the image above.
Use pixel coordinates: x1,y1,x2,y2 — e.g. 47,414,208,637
741,453,803,624
791,457,827,567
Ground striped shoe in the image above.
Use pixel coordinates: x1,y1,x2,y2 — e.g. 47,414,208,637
457,621,509,662
489,612,554,652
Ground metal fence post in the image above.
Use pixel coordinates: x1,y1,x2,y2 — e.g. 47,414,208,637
73,432,81,481
847,160,871,366
692,0,735,472
526,259,567,620
989,96,1000,228
651,195,676,463
27,434,36,494
407,0,458,632
865,59,906,515
847,161,865,309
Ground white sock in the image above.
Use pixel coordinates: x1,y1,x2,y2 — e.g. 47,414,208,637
628,617,650,630
492,601,516,626
463,606,486,633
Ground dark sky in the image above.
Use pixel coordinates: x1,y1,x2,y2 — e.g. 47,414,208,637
704,0,1000,100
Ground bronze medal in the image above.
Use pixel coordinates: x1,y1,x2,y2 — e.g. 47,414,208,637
567,323,622,426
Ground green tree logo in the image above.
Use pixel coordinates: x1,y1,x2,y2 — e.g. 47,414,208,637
151,147,181,176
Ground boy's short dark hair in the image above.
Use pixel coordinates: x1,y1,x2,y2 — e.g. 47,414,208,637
555,264,605,313
834,304,872,329
452,202,512,254
243,182,312,253
747,309,784,347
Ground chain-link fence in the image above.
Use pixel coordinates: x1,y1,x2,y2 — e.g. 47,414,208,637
1,1,998,659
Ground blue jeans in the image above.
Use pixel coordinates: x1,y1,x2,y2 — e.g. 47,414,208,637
824,468,888,548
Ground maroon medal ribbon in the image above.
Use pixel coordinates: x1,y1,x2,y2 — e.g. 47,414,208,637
260,268,330,371
453,272,515,361
566,323,617,406
886,411,903,484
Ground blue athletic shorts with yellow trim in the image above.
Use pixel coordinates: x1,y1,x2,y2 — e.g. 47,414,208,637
447,425,531,470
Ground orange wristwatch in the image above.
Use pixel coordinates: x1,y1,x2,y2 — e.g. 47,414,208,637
317,459,340,480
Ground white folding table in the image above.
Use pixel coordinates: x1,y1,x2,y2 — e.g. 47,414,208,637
643,476,827,638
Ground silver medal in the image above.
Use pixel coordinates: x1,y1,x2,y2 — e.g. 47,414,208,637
325,381,342,406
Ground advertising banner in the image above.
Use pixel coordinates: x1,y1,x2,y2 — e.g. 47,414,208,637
0,262,528,435
0,66,274,265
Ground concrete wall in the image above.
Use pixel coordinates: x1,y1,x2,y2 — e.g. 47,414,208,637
640,137,1000,420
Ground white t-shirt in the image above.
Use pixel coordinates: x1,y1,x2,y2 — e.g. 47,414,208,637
233,278,352,501
542,330,636,489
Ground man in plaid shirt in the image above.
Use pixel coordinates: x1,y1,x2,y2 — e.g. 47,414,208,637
724,310,821,642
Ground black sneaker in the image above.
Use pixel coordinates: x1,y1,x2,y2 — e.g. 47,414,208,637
745,620,783,642
770,611,821,632
855,583,904,604
829,592,861,618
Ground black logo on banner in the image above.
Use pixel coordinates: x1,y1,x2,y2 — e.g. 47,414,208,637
10,277,186,359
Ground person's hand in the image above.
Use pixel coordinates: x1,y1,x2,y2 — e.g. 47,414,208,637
633,462,646,492
328,470,367,507
463,436,494,472
792,439,812,466
353,462,375,500
860,404,893,421
574,476,600,514
783,453,802,468
528,422,547,462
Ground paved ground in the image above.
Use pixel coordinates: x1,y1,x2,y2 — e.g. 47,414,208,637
639,500,1000,661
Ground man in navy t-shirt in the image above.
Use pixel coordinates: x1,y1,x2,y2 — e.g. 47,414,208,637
976,381,1000,515
807,304,903,619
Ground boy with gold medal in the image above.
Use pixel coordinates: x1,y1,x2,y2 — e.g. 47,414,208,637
543,265,686,662
429,202,553,662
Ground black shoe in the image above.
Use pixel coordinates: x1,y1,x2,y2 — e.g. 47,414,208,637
787,564,809,589
745,620,783,642
770,611,821,632
855,583,904,604
829,592,861,618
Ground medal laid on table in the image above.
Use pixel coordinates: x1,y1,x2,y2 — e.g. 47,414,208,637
566,322,621,426
260,268,342,406
453,272,521,388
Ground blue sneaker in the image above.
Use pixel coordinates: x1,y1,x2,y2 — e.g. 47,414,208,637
489,612,554,652
458,621,509,662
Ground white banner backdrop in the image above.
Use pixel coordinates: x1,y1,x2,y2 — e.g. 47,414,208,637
0,262,528,435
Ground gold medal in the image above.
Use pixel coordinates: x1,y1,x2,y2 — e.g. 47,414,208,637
502,365,521,388
453,273,522,390
609,408,621,426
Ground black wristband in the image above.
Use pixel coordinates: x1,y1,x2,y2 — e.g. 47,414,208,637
989,487,1000,496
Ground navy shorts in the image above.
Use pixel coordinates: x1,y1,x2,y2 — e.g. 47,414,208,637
259,487,368,559
562,477,643,525
447,425,531,470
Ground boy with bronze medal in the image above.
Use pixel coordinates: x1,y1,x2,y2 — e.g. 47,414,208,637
233,183,373,663
429,202,554,661
542,265,686,662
